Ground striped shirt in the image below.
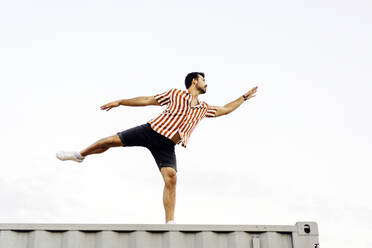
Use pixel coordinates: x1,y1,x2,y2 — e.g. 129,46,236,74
148,88,218,148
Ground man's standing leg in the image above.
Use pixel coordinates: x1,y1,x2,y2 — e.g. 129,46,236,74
161,167,177,223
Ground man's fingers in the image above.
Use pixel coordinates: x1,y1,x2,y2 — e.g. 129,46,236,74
101,105,110,110
247,86,258,95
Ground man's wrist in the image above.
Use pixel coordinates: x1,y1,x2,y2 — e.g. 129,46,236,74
242,94,248,101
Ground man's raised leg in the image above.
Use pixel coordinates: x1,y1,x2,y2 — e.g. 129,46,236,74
56,134,124,162
80,134,124,157
161,167,177,223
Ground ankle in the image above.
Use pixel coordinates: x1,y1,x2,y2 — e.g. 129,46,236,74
75,151,85,160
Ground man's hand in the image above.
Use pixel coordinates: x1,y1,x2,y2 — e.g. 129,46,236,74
214,85,258,117
100,101,120,111
243,86,258,100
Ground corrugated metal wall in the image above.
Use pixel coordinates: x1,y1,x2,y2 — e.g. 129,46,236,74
0,222,319,248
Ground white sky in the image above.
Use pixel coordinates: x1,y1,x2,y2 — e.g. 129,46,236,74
0,0,371,247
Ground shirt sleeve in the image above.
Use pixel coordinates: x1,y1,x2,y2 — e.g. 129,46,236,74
154,88,174,106
205,103,218,118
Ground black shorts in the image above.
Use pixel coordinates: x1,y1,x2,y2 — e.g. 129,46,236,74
116,123,177,172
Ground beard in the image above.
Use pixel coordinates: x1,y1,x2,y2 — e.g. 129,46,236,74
197,85,206,94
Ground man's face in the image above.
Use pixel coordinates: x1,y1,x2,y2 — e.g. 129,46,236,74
194,75,208,94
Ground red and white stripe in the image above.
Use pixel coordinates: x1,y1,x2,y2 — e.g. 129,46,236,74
148,88,218,148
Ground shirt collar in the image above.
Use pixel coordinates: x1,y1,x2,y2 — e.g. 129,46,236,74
185,90,204,108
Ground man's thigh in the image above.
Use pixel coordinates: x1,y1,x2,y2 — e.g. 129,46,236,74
111,134,125,147
149,146,177,172
116,123,150,148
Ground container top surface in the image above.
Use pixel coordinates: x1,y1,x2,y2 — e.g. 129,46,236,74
0,222,317,233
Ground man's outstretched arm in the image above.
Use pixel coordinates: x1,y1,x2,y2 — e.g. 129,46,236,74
214,86,258,117
100,96,160,111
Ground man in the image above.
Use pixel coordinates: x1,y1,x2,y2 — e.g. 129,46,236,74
56,72,258,224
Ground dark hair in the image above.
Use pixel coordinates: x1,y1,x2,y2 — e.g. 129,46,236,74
185,72,205,89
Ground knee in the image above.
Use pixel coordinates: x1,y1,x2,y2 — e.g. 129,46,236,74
162,168,177,188
165,175,177,188
97,137,111,148
100,135,121,147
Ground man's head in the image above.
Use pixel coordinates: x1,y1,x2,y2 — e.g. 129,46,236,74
185,72,207,94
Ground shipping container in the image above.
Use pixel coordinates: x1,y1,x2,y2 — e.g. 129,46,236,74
0,222,319,248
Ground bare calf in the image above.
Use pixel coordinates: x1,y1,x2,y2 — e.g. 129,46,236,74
80,134,123,157
161,167,177,223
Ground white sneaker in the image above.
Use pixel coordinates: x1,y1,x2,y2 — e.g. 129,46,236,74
56,151,84,163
